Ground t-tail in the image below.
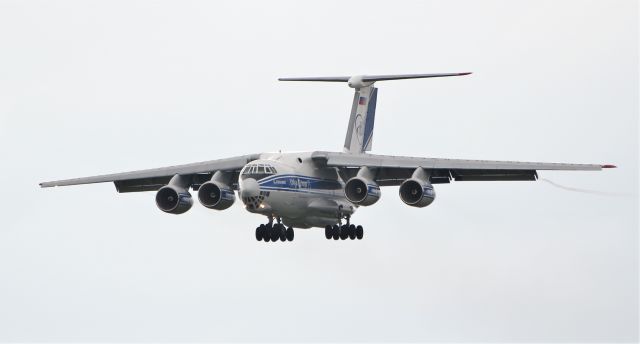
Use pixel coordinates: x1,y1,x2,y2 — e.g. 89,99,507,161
278,72,471,153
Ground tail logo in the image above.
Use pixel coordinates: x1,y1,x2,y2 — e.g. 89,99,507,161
355,114,364,145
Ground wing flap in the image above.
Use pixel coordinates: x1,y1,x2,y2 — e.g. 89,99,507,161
114,176,172,193
452,169,538,181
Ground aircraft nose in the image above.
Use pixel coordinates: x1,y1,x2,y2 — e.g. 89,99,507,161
240,178,260,199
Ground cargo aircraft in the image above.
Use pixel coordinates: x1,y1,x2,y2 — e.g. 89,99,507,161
40,73,615,242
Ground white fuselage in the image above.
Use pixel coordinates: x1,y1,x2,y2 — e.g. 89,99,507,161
238,152,356,229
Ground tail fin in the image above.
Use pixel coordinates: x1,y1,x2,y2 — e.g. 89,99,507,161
344,85,377,152
278,73,471,153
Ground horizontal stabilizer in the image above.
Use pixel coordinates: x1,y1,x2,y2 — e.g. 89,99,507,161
278,76,350,82
279,72,471,83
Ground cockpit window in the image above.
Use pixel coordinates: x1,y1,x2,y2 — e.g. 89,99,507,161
241,163,277,180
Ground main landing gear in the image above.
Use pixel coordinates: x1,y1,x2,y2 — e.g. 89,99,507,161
323,213,363,241
255,218,294,242
324,223,364,241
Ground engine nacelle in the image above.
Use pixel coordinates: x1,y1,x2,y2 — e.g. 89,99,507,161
344,177,380,206
155,185,193,214
399,178,436,208
198,181,235,210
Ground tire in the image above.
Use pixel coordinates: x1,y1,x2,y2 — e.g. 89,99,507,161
340,225,349,240
348,224,356,240
332,225,340,240
264,223,272,242
255,226,263,241
270,224,280,242
279,225,286,242
356,225,364,240
286,227,294,241
324,225,332,240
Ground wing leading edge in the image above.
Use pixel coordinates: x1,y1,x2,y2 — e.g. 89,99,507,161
39,154,260,192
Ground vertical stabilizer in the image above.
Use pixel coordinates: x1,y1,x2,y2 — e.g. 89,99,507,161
343,86,377,153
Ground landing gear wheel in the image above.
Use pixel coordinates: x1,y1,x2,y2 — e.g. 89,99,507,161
324,225,332,240
340,225,349,240
270,224,280,242
348,224,356,240
356,225,364,240
286,227,294,241
279,225,286,242
332,225,340,240
255,226,263,241
263,224,272,242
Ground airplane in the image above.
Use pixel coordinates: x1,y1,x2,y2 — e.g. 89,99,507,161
40,73,616,242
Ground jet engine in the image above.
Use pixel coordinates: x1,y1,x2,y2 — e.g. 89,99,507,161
198,181,235,210
156,185,193,214
345,176,380,206
155,174,193,214
399,168,436,208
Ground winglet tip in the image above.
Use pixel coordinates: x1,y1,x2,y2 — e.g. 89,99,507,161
601,164,617,169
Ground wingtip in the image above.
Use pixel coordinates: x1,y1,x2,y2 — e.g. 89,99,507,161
601,164,617,169
460,72,472,76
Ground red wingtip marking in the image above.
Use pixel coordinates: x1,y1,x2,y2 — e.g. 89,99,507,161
459,72,472,76
601,164,617,169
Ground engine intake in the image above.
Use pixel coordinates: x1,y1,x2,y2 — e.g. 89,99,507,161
156,185,193,214
399,171,436,208
198,181,235,210
344,177,380,206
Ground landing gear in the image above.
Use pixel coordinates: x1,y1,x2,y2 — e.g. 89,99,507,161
256,217,295,243
325,214,364,241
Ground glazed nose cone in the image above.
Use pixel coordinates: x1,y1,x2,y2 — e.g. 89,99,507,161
240,178,260,199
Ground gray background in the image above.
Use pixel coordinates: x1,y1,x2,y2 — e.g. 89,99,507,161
0,0,638,342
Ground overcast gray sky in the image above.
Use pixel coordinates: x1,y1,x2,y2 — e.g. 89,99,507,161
0,0,638,342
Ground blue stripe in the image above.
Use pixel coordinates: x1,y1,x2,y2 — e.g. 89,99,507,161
260,186,337,196
258,174,342,191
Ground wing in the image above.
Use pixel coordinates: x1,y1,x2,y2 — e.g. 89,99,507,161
40,154,260,192
311,151,614,186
